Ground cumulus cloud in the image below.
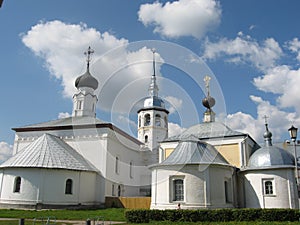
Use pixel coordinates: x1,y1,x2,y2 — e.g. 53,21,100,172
253,66,300,114
168,122,186,137
286,38,300,62
226,95,299,142
0,142,13,164
58,112,71,119
138,0,221,39
165,96,183,114
203,34,283,72
21,20,163,114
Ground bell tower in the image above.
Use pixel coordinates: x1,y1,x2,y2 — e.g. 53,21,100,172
72,47,98,117
137,49,169,150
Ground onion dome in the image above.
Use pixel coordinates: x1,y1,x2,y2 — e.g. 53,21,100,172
202,95,215,109
75,69,98,90
75,46,98,90
248,120,294,168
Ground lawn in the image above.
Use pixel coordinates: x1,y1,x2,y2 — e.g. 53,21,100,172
0,209,299,225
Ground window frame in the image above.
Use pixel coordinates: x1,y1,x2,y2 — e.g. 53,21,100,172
170,176,185,202
65,178,73,195
263,179,275,196
13,176,21,193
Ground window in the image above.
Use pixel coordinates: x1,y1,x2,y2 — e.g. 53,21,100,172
145,135,148,143
138,116,141,127
144,114,151,126
264,180,274,195
115,156,119,174
118,185,121,197
13,176,21,193
173,179,184,201
112,184,115,196
65,179,73,194
164,116,168,128
129,161,133,178
77,100,83,110
224,180,233,203
155,114,161,126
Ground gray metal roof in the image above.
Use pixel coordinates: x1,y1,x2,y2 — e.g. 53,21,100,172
165,121,245,142
247,145,295,169
156,138,230,167
0,133,98,172
75,69,98,90
14,116,105,129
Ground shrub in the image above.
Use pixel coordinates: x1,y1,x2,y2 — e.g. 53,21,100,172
124,208,300,223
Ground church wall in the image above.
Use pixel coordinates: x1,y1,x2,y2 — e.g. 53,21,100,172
150,164,235,210
209,165,235,208
243,168,298,209
0,168,99,207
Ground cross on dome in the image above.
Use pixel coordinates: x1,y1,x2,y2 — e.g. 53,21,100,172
84,46,94,71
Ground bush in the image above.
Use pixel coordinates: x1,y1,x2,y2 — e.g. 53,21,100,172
125,208,300,223
125,209,149,223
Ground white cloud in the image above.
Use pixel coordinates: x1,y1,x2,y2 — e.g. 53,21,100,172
0,142,13,164
165,96,183,114
226,95,299,143
168,122,186,137
58,112,71,119
21,20,163,114
253,65,300,114
286,38,300,62
138,0,221,39
203,34,283,72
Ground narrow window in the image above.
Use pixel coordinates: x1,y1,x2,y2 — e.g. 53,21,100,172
65,179,73,194
145,135,148,143
115,156,119,174
14,176,21,193
129,161,133,178
264,180,273,195
138,116,141,127
118,185,121,197
112,184,115,196
144,114,150,126
173,179,184,201
155,114,161,126
77,100,83,110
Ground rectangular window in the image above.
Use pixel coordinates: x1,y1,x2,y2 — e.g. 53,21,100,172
112,184,115,196
115,156,119,174
172,178,184,201
263,179,275,196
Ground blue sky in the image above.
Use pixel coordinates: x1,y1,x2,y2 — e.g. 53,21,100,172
1,0,300,162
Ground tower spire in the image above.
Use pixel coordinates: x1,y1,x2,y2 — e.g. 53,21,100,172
149,49,159,97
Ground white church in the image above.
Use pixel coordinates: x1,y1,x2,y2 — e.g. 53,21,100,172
0,47,298,209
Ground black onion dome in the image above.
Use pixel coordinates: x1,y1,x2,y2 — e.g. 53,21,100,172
202,96,215,109
75,70,98,90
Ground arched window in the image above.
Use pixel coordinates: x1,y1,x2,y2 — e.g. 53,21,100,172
264,180,273,195
155,114,161,126
65,179,73,195
13,176,21,193
145,135,148,143
144,114,151,126
77,100,83,110
115,156,119,174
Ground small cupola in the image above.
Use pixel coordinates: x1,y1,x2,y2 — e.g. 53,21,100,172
75,46,98,90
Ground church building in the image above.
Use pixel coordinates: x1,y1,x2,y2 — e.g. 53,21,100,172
0,47,298,209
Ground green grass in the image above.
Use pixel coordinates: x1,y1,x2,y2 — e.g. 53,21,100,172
0,209,299,225
0,208,126,221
